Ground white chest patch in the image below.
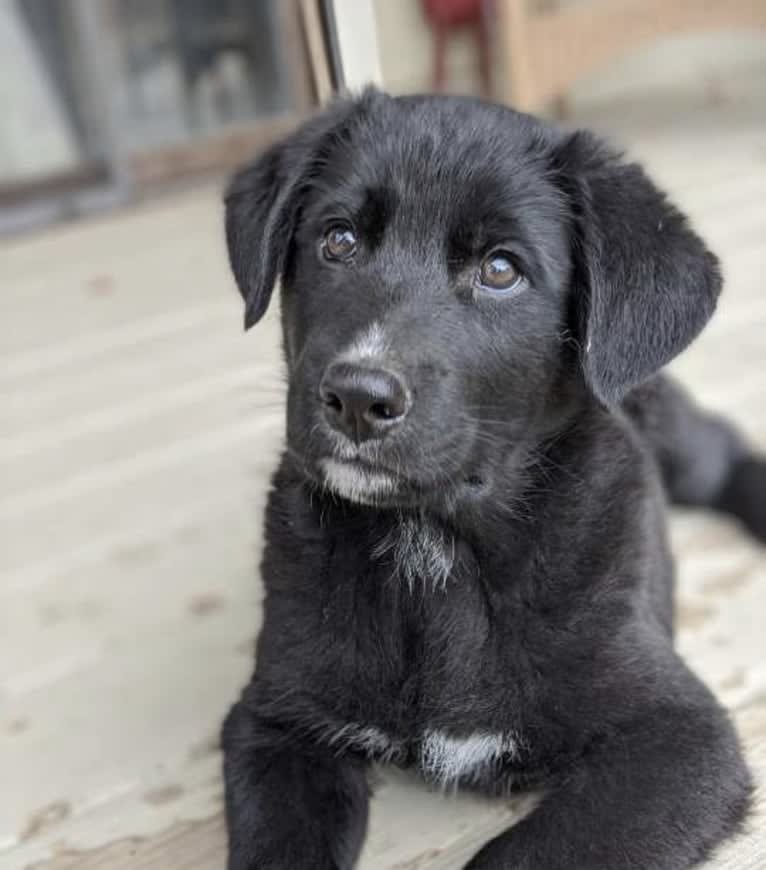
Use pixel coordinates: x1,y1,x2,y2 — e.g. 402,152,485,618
320,721,521,789
420,729,520,788
321,721,405,764
372,514,455,590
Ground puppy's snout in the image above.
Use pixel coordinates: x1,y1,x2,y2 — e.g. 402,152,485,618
320,362,409,443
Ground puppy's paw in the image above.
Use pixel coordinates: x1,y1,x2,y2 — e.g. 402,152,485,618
716,456,766,543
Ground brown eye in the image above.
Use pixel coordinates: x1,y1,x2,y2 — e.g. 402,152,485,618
478,251,523,294
322,224,357,261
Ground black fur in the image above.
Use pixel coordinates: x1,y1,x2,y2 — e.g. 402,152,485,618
221,90,764,869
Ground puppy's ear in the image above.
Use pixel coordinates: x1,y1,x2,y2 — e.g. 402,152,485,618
224,98,359,330
555,131,721,404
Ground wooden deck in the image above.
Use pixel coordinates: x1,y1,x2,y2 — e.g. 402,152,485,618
2,96,765,868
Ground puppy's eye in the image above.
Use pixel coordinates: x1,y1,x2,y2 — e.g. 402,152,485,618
477,251,523,294
322,223,357,262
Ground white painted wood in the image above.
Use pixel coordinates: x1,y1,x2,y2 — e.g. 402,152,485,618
330,0,383,90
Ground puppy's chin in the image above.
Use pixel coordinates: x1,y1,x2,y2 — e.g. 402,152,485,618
318,458,401,506
313,456,493,512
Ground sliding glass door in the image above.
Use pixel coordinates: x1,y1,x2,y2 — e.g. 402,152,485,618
0,0,315,232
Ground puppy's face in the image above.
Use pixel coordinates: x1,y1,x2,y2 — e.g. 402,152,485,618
281,104,570,507
226,92,720,509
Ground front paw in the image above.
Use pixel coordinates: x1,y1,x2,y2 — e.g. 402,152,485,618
463,839,529,870
228,845,341,870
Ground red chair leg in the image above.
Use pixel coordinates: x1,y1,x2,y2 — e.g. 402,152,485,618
476,15,492,97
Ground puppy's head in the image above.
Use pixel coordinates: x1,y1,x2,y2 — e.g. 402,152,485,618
225,90,720,508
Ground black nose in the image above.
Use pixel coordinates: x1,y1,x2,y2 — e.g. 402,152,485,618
319,362,409,442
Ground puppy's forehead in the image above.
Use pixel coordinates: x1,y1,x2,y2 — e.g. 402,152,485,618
316,99,561,232
308,98,567,277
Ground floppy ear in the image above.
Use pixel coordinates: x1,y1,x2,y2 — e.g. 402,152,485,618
555,131,722,405
224,98,359,330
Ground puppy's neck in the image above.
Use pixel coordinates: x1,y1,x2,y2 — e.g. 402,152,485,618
371,511,456,591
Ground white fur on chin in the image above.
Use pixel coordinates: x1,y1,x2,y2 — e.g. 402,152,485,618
320,458,397,504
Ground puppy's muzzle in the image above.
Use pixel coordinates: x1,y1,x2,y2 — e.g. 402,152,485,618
319,362,410,444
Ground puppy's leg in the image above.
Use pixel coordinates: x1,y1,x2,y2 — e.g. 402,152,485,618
624,374,766,541
222,701,369,870
464,662,751,870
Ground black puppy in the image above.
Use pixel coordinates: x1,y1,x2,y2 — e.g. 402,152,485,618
221,89,765,869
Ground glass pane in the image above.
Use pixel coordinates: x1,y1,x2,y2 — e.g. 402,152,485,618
0,1,106,187
108,0,293,152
